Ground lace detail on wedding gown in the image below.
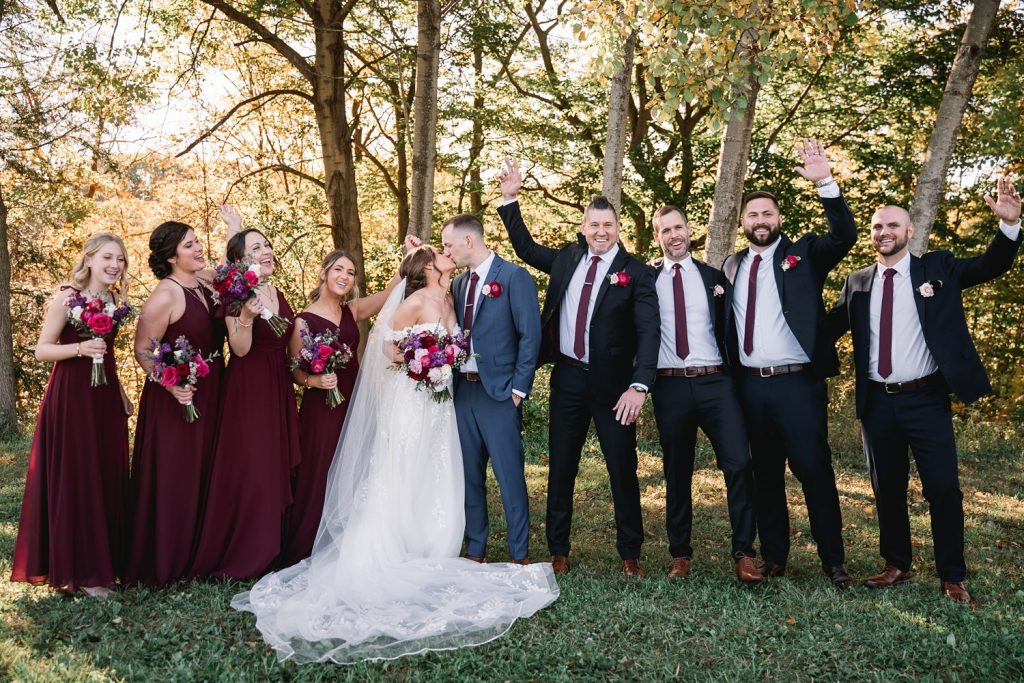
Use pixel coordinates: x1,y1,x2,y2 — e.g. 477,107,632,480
231,308,558,664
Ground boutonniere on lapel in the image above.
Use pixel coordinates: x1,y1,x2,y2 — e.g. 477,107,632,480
711,284,724,297
480,281,502,298
780,255,801,271
917,280,943,298
608,271,631,287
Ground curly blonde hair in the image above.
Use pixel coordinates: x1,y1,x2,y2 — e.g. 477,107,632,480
67,232,130,299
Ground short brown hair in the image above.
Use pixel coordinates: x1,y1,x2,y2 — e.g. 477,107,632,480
441,214,484,237
741,191,780,213
584,195,618,222
652,205,688,230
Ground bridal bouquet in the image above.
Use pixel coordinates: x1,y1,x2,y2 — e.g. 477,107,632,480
391,327,470,403
145,335,219,423
65,291,135,386
292,328,354,409
211,259,289,336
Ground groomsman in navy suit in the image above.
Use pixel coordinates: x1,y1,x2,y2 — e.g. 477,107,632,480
648,206,763,583
443,213,542,564
828,179,1022,603
497,158,660,577
721,139,856,587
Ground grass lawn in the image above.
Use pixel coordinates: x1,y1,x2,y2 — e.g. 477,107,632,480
1,404,1023,681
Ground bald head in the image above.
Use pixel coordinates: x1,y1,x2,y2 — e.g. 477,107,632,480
870,205,914,263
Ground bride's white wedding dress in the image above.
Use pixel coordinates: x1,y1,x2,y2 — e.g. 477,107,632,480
231,281,559,664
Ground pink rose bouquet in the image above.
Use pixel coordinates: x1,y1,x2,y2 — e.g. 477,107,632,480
65,291,135,386
145,335,219,422
212,258,289,336
291,328,354,409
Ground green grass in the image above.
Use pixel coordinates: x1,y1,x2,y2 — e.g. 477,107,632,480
1,405,1023,681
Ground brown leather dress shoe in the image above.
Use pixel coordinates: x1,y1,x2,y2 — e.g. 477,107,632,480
735,556,764,584
759,561,786,578
465,554,487,564
863,565,911,589
551,555,570,575
622,559,644,577
511,558,530,566
941,581,972,604
667,557,692,579
823,564,853,589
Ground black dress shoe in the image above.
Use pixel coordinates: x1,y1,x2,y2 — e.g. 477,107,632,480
759,561,786,578
823,564,853,589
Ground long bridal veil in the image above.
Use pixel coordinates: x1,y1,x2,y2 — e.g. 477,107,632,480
232,279,559,664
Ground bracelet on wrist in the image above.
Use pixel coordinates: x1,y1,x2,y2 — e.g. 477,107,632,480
76,343,81,358
236,317,254,329
303,375,310,388
814,176,836,188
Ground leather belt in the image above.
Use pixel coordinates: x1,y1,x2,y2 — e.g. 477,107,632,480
657,365,723,378
558,354,589,371
870,372,942,394
462,372,481,382
744,363,809,377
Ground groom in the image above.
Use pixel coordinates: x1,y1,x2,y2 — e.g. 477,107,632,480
443,214,542,564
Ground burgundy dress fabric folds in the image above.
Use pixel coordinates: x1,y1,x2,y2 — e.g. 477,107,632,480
279,306,360,565
190,290,301,580
11,292,130,591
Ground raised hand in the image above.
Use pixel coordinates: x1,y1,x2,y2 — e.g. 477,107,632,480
983,177,1021,225
498,158,523,200
404,234,422,253
794,137,832,183
220,204,243,236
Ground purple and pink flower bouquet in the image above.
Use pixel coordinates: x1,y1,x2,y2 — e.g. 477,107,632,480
211,259,289,336
292,328,354,409
65,291,135,386
391,327,471,403
145,335,218,423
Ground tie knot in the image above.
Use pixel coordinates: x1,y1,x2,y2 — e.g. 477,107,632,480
672,263,681,273
470,271,479,282
883,268,896,279
590,255,601,265
752,254,762,264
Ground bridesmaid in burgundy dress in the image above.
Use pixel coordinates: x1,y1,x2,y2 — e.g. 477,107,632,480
279,242,411,565
125,222,226,587
11,233,134,597
190,228,300,580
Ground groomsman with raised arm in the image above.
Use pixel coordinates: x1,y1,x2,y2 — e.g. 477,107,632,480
648,206,763,583
828,179,1022,603
497,159,660,577
721,139,856,588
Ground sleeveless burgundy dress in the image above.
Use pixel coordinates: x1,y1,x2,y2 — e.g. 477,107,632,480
189,289,300,580
11,290,129,591
125,282,224,587
279,306,360,565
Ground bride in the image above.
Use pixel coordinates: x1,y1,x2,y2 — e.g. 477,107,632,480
232,245,559,664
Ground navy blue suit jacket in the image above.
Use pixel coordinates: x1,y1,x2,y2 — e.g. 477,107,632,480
721,194,857,379
828,229,1023,417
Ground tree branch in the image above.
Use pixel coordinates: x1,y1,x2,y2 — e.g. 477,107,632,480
176,89,315,157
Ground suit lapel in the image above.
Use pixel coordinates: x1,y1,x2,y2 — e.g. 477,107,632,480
723,250,742,285
694,259,717,326
453,271,467,327
771,234,792,306
909,255,926,330
475,254,504,319
850,264,875,345
591,246,629,316
552,245,585,313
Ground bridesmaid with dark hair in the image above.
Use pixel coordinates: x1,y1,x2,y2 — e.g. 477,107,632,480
190,226,301,579
279,237,417,565
11,233,134,597
125,219,228,587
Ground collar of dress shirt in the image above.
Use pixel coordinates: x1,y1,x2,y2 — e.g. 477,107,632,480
874,250,911,280
748,234,783,263
662,253,693,274
588,242,620,264
472,251,496,280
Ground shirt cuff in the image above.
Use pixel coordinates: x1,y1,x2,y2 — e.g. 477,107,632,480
999,219,1021,241
629,383,648,393
501,197,519,207
512,389,527,399
817,181,841,198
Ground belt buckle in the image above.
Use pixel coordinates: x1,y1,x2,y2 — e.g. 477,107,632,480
759,366,775,378
885,382,900,394
684,367,700,378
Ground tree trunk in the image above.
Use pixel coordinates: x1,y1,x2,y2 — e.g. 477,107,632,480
393,80,411,242
469,38,485,215
705,40,761,269
909,0,1001,255
601,27,637,211
409,0,442,241
0,185,17,437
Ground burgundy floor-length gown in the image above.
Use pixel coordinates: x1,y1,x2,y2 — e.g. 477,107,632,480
125,283,224,587
11,291,129,591
279,306,361,565
190,289,300,580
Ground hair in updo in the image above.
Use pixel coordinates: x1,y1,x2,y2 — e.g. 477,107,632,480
67,232,130,297
399,246,437,296
226,228,272,264
309,250,359,304
148,221,192,279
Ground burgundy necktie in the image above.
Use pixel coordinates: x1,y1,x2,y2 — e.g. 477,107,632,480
573,255,601,359
672,264,689,359
464,271,480,337
878,268,896,379
743,254,761,356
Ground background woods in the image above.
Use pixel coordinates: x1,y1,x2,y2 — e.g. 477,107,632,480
1,0,1024,434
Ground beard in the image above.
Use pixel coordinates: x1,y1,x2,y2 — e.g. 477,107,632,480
744,222,780,247
661,239,690,260
873,234,909,256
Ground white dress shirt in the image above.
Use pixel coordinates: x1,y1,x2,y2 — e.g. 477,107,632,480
656,255,722,368
460,251,495,374
867,219,1022,382
559,243,619,363
731,236,810,367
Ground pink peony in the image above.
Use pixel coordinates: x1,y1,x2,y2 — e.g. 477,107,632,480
87,313,114,335
160,366,179,387
310,359,326,374
317,344,333,360
243,270,259,286
409,360,423,374
195,355,210,378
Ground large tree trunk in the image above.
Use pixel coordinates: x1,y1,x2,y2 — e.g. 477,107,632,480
409,0,441,241
601,27,637,211
0,186,17,437
909,0,1001,255
705,71,761,268
469,38,485,215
